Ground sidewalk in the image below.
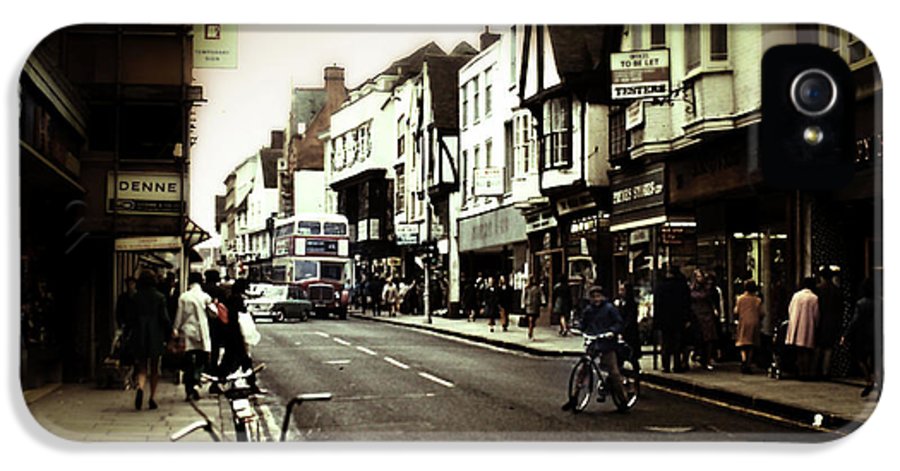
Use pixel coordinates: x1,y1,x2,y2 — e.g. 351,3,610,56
23,373,280,443
351,310,879,432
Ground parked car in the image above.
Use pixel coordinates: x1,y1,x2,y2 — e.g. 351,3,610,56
246,283,312,322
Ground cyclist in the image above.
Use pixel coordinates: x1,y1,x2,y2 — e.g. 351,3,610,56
562,285,627,410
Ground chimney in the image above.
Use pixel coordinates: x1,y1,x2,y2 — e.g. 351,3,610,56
480,26,500,51
270,129,285,150
324,66,347,110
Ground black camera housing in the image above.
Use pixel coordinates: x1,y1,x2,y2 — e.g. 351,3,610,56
761,44,855,190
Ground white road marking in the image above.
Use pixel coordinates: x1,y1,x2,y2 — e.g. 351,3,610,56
294,341,303,345
332,337,351,346
356,346,377,356
324,359,352,365
417,372,455,388
314,331,330,338
383,356,410,370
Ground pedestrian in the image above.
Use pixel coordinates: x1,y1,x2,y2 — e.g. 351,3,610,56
202,269,227,380
483,276,500,332
382,278,399,317
689,269,719,371
115,276,138,387
522,276,542,341
615,282,642,373
369,274,384,317
173,272,213,401
552,274,573,336
786,277,820,380
653,265,691,373
840,278,878,397
219,278,258,390
497,275,511,332
815,268,843,379
128,270,171,411
462,276,477,322
734,280,764,374
360,274,369,313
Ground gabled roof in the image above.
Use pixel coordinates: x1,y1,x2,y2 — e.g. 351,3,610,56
425,52,476,129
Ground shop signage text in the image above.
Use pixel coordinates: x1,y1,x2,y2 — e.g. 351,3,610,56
107,172,184,216
611,49,670,100
474,167,505,197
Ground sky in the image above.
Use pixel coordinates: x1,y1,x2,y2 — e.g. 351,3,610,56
190,25,486,242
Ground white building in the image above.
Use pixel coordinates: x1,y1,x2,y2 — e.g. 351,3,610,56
454,28,541,303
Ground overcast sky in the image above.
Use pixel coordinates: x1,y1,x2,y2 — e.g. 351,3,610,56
190,25,486,242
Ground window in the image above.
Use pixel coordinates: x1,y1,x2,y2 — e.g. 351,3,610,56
485,66,493,117
473,145,480,200
685,24,701,72
710,25,728,62
297,221,321,235
485,139,493,168
294,260,318,282
473,76,480,123
397,116,406,157
461,84,468,128
631,25,643,50
321,262,345,282
461,149,468,202
323,222,347,235
848,33,871,64
541,97,571,168
651,25,666,48
510,26,517,85
396,165,406,214
504,121,514,190
609,107,628,161
826,26,840,51
796,24,820,44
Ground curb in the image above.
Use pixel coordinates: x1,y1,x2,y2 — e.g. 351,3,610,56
351,312,866,432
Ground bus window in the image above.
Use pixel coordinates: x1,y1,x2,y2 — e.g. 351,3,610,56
272,266,288,282
275,224,293,238
320,262,344,281
294,260,318,281
323,222,347,236
297,221,321,235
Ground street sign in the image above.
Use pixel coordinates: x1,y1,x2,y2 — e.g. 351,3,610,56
611,49,670,100
395,223,420,246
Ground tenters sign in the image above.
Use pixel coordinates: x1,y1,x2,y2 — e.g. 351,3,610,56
611,49,670,100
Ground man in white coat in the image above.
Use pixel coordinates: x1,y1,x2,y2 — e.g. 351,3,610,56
786,277,820,379
173,272,214,401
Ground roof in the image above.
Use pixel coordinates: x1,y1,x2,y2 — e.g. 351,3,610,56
290,87,328,136
425,53,476,129
259,148,281,189
450,41,479,57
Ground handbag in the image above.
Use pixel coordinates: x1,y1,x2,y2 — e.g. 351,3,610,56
216,301,230,325
166,336,185,356
238,312,261,346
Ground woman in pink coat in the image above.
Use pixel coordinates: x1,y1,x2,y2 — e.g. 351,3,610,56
734,280,763,374
786,277,820,379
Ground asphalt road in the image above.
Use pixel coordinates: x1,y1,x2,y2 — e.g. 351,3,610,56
250,317,835,442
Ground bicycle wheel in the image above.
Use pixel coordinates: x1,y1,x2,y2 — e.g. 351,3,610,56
612,360,640,412
567,357,595,413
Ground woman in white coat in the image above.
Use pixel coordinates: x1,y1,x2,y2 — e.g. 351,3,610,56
173,272,214,401
786,277,820,379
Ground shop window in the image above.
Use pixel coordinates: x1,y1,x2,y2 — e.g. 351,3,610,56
650,24,666,48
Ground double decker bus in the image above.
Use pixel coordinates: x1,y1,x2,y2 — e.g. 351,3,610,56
271,213,352,319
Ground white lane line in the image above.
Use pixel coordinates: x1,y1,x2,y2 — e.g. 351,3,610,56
314,331,330,338
383,356,410,370
332,337,351,346
356,346,377,356
324,359,352,365
417,372,455,388
294,341,303,346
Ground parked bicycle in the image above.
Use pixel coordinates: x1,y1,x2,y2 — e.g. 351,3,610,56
170,363,332,442
566,333,640,413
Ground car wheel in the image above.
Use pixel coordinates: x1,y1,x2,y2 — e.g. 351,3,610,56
273,309,285,323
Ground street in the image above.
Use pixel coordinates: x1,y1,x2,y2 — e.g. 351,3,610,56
251,318,832,442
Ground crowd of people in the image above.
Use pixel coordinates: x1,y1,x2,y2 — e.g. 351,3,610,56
115,269,258,411
353,273,433,317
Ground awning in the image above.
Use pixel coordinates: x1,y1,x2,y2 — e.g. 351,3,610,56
183,217,212,248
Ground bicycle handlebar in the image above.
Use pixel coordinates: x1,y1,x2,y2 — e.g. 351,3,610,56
279,392,333,442
582,332,616,340
201,363,267,385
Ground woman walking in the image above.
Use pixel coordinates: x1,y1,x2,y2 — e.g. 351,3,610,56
173,272,213,401
552,274,572,336
127,270,171,410
483,276,500,332
497,275,511,332
734,280,764,374
841,278,878,397
689,270,719,370
522,277,542,341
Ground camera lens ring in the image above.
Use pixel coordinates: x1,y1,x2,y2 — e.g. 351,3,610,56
790,68,838,117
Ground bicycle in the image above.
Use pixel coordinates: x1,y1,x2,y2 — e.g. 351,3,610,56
566,333,640,413
171,363,333,442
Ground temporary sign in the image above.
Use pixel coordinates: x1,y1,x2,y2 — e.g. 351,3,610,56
610,49,670,100
193,25,238,69
474,167,505,197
